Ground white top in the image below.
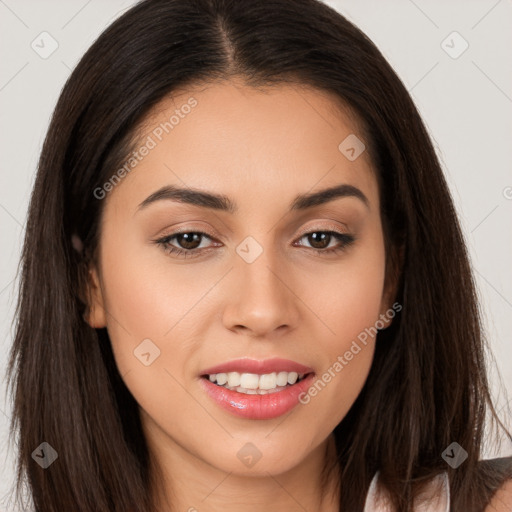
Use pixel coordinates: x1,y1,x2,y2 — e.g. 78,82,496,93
363,471,450,512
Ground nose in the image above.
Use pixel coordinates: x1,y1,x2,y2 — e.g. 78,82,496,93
222,247,301,338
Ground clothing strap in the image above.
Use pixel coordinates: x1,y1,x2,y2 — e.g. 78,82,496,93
363,471,450,512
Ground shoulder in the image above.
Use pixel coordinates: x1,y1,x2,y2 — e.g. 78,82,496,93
484,477,512,512
478,456,512,512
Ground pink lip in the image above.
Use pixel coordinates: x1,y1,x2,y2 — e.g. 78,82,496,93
199,373,316,420
200,357,314,376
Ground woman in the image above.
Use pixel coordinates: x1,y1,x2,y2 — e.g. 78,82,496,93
6,0,512,510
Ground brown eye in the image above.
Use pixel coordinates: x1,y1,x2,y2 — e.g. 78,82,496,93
173,232,204,250
295,231,355,254
154,229,355,259
154,231,217,258
305,232,332,249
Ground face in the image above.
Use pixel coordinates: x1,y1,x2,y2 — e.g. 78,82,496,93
86,79,395,480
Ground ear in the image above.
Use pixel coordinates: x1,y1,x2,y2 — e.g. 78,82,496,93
378,243,404,329
84,264,107,328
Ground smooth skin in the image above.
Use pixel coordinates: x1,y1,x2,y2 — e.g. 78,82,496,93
486,479,512,511
84,79,512,511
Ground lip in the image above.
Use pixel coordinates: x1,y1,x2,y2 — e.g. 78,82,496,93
200,372,316,420
200,357,314,376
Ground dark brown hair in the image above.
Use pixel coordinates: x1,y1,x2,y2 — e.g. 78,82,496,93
6,0,511,511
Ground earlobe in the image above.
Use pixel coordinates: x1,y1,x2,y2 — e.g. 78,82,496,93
84,265,107,328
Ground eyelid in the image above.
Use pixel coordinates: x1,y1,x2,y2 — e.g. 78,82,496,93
156,221,350,243
294,221,350,238
156,224,219,240
154,223,356,260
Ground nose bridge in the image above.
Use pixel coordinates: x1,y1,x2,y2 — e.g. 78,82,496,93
224,233,299,334
236,233,286,302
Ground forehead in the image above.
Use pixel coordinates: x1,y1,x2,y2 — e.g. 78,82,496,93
104,79,378,215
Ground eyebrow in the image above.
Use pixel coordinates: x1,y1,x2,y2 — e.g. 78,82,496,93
136,183,369,213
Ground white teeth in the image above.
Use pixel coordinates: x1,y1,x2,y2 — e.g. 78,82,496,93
259,372,277,390
206,370,307,391
216,373,227,385
227,372,241,387
287,372,298,385
221,385,289,395
240,373,260,389
276,371,288,387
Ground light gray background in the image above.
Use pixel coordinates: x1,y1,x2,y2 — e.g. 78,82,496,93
1,0,511,510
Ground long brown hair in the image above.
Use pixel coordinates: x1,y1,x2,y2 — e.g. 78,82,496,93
6,0,511,510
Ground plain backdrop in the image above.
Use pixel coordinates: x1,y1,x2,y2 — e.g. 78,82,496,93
1,0,511,510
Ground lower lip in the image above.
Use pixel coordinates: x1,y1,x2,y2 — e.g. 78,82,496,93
199,373,315,420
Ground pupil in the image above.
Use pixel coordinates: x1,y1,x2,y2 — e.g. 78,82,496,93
309,232,329,249
178,233,201,249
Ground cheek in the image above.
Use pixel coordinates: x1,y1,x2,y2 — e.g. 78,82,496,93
310,229,387,347
299,231,385,417
96,228,211,376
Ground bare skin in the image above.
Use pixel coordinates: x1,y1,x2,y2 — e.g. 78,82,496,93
485,479,512,512
85,79,400,512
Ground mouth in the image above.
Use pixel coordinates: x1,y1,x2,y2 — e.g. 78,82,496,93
198,358,316,420
200,371,312,395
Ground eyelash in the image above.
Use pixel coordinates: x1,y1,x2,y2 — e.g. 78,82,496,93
153,228,356,259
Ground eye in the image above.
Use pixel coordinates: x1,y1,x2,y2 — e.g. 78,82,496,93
294,230,356,255
154,231,218,259
153,229,356,259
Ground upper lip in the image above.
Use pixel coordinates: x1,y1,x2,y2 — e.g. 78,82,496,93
200,357,314,376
